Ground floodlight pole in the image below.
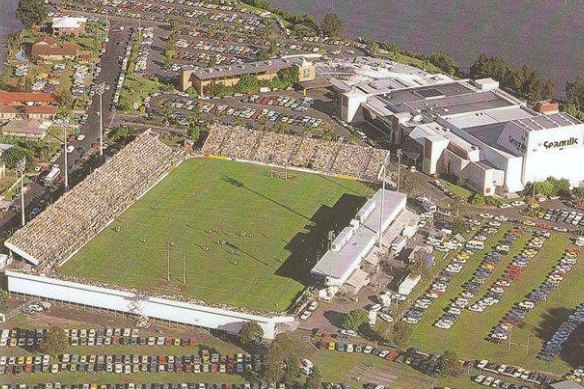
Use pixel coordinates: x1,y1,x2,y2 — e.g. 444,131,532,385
166,249,171,282
96,83,107,157
63,123,69,191
396,149,402,192
18,160,26,227
377,161,386,249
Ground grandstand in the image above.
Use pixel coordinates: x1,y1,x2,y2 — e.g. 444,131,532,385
202,125,389,181
5,132,183,268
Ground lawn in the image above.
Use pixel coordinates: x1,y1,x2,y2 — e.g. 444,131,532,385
61,158,374,312
408,229,584,374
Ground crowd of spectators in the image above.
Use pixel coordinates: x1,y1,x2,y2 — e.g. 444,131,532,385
6,133,183,269
202,126,388,181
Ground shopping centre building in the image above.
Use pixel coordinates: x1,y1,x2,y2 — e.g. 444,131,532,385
331,57,584,195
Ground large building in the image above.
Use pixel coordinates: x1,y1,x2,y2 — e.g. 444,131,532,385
311,189,407,288
180,58,316,95
333,58,584,195
0,92,58,120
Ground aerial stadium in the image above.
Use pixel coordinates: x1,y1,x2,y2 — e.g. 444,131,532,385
3,126,407,337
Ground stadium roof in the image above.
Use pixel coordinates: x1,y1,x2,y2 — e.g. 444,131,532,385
311,190,406,281
5,132,183,267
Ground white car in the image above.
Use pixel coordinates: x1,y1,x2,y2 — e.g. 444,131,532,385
339,329,357,337
66,145,75,153
369,303,382,312
378,313,393,323
300,311,311,320
76,134,86,141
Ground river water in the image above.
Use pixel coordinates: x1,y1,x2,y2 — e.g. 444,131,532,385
270,0,584,95
1,0,583,93
0,0,23,71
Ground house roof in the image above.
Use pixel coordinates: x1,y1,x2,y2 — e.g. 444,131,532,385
32,37,79,58
0,105,58,115
0,92,58,105
2,119,49,135
52,16,87,29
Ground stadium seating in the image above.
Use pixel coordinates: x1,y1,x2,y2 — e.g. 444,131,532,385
202,125,389,181
6,132,183,269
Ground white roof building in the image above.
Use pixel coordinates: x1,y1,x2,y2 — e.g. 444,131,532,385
52,16,87,30
311,189,407,286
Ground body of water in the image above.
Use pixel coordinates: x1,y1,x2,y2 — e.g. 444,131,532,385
270,0,584,95
0,0,23,70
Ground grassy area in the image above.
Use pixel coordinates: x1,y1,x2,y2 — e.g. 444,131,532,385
309,350,434,389
61,158,374,312
119,75,164,112
409,229,583,374
440,178,473,202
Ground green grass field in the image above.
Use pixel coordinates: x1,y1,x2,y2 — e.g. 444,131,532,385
61,158,374,312
409,227,584,374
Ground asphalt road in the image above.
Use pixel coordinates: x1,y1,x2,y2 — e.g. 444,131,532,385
0,18,131,241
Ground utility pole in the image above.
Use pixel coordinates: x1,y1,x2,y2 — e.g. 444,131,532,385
63,122,69,191
95,82,107,157
396,149,402,192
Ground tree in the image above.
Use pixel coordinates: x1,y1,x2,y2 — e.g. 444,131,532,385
439,350,463,377
450,217,467,235
566,76,584,110
236,74,260,94
428,51,458,76
185,86,198,98
262,333,294,382
187,125,201,142
392,321,412,348
468,193,486,205
407,257,427,277
255,49,270,61
239,321,264,349
16,0,47,28
399,170,416,195
561,103,584,121
342,309,368,331
108,125,134,144
39,326,67,355
0,290,8,314
2,146,32,170
282,355,298,386
321,13,343,37
306,367,322,389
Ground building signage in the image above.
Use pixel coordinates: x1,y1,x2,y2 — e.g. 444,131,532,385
508,135,526,153
543,137,579,149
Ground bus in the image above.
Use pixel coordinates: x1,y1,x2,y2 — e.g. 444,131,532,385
44,166,60,185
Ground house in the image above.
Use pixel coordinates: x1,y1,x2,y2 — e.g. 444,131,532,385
31,36,79,63
2,118,51,140
51,16,87,36
0,92,59,120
